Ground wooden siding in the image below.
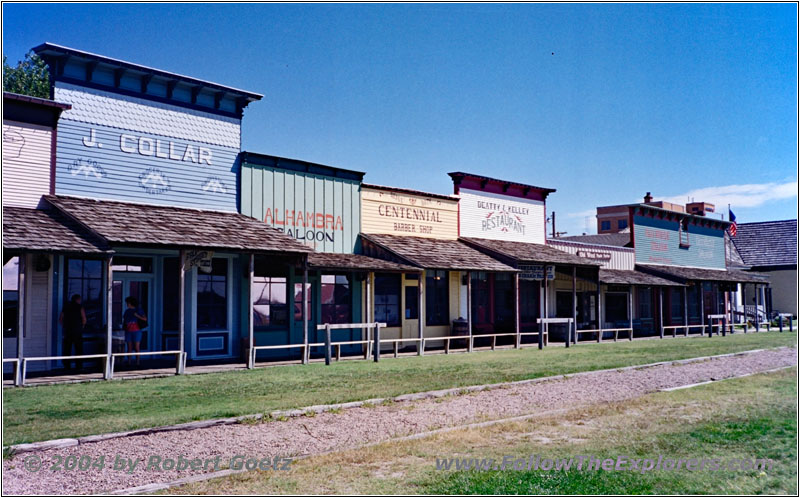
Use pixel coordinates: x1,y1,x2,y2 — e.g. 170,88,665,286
53,84,241,211
2,120,52,208
548,240,635,270
241,163,361,253
633,215,726,269
458,188,546,244
361,186,459,240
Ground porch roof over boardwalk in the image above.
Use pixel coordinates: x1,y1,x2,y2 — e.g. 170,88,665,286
599,269,684,287
361,233,517,272
460,237,600,267
3,206,111,254
637,264,769,284
43,195,312,254
307,252,420,273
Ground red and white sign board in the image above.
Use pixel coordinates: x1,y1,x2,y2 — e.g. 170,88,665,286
458,188,546,244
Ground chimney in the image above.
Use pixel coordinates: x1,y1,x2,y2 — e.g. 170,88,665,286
644,192,653,203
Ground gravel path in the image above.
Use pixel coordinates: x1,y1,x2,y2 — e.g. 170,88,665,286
3,347,796,495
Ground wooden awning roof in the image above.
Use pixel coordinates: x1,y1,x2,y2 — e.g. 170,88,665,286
361,233,516,272
44,195,311,255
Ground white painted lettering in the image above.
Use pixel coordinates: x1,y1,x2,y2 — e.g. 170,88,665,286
199,147,212,165
155,139,168,159
182,144,197,163
138,137,154,156
120,134,137,153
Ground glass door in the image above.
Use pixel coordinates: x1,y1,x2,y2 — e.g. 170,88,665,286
112,278,151,350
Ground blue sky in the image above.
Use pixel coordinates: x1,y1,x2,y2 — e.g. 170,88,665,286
4,3,796,236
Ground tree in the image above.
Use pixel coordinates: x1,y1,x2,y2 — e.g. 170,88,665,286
3,51,50,99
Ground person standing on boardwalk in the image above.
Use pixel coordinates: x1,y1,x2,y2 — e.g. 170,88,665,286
123,296,147,366
59,294,86,371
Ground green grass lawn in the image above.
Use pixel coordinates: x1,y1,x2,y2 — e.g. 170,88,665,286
3,331,796,447
170,368,797,495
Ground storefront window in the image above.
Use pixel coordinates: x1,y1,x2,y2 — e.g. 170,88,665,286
687,284,700,321
197,259,228,330
605,292,628,323
493,273,514,329
670,288,683,320
556,291,573,318
294,282,312,322
3,257,19,338
321,274,351,324
519,280,539,326
426,270,449,326
405,286,419,319
638,288,652,318
374,274,401,327
65,258,103,333
111,256,153,273
253,276,287,327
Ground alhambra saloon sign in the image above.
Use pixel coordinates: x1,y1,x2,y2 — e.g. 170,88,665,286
458,188,546,244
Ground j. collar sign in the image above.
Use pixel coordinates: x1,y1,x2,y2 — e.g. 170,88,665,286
82,128,213,166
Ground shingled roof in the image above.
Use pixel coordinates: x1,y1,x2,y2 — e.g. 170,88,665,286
637,264,768,284
731,219,797,268
307,253,420,273
3,206,110,254
460,237,600,266
361,234,516,272
44,196,311,254
558,233,632,247
599,269,684,287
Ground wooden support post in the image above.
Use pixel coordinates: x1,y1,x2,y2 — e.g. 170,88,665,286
178,249,186,375
742,284,748,333
491,335,496,351
366,272,373,358
445,337,450,354
628,285,634,341
699,286,706,336
539,277,547,349
467,271,473,353
105,256,113,380
658,287,664,339
596,282,602,343
373,323,381,362
247,253,255,369
324,324,332,365
394,341,399,358
755,285,760,332
707,315,712,338
570,267,576,347
418,271,425,355
722,315,727,337
15,254,26,387
683,286,689,336
514,273,521,349
779,314,783,332
336,344,341,361
302,268,309,364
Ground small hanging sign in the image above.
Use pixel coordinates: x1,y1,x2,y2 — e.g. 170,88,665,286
184,250,214,272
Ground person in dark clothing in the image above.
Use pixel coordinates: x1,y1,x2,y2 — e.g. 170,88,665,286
59,294,86,370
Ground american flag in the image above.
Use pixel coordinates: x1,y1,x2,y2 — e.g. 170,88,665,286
728,208,737,237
